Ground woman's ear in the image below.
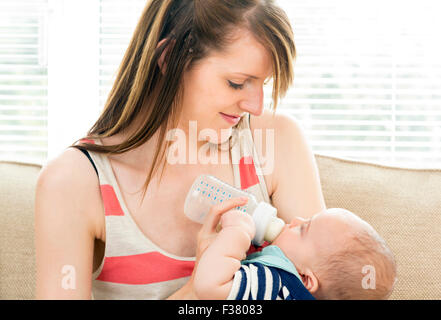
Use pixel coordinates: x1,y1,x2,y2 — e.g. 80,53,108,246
300,269,319,294
156,38,174,74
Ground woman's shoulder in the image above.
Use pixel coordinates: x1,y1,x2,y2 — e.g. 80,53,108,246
249,108,302,135
249,108,307,156
37,147,98,189
36,147,104,237
249,109,308,198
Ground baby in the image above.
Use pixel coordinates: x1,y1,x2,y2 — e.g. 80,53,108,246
194,207,397,300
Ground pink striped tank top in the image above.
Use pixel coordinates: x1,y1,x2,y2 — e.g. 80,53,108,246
82,114,271,299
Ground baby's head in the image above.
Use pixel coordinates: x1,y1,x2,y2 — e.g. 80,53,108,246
272,208,397,300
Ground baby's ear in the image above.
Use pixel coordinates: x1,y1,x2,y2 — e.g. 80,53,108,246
300,269,319,294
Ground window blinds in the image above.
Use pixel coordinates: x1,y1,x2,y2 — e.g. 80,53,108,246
2,0,439,168
0,0,48,164
277,0,441,168
99,0,440,168
99,0,145,109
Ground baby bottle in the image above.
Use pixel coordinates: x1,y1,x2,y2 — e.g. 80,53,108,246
184,174,285,246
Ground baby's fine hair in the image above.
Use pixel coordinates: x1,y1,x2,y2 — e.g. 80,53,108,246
315,214,397,300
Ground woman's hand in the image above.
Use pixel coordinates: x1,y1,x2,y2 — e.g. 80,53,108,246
195,197,249,262
167,197,249,300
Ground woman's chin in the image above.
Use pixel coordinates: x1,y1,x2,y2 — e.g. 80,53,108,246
205,127,233,145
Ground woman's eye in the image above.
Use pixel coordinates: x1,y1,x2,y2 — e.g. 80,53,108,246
228,81,244,90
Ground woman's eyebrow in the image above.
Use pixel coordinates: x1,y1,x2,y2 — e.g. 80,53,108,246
232,72,259,79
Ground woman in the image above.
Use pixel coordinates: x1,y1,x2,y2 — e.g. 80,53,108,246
35,0,325,299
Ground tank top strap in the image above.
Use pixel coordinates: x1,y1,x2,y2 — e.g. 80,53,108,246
230,114,271,205
74,139,114,185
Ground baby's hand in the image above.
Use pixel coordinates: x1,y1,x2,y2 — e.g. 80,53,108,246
220,210,256,241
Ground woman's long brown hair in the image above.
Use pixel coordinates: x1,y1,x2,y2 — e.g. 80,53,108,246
71,0,296,201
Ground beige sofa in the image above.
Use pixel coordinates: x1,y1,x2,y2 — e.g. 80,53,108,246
1,155,440,300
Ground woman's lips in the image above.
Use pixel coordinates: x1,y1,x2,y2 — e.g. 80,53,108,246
220,112,241,125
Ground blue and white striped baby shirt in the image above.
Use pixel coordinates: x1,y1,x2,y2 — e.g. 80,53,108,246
226,246,316,300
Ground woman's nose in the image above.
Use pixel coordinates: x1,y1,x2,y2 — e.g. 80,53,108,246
239,85,264,116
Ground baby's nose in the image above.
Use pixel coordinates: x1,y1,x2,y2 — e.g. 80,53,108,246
290,217,308,228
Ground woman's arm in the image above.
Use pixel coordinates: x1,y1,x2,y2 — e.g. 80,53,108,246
251,110,326,222
270,112,326,220
35,148,102,299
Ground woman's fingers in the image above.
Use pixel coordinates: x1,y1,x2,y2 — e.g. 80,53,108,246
220,209,256,239
202,197,248,233
196,197,248,257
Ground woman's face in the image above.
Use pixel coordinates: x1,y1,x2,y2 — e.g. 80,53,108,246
179,29,273,145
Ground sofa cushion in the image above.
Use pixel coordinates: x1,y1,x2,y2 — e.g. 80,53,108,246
0,161,41,299
316,154,441,300
1,156,440,300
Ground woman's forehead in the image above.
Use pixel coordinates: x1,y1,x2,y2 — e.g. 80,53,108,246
204,31,273,78
204,54,273,80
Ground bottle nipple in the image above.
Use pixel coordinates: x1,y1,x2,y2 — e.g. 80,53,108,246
264,217,285,242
